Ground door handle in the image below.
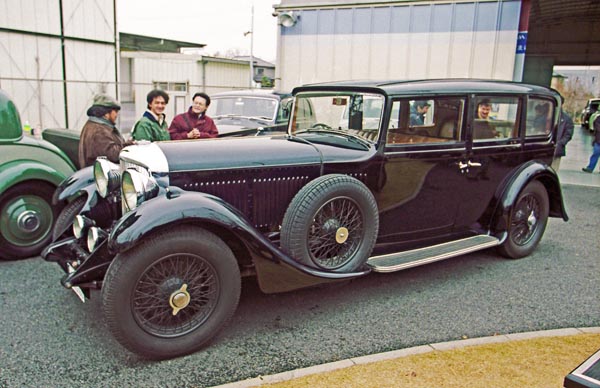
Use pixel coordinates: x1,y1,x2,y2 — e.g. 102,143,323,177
458,160,482,170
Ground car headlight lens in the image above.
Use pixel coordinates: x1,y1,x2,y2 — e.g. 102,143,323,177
94,158,121,198
86,226,107,252
121,168,159,211
73,215,94,239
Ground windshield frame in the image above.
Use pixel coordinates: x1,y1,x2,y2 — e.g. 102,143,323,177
288,91,386,143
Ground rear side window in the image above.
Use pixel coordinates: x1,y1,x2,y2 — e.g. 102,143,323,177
387,97,465,145
526,98,554,137
472,96,519,141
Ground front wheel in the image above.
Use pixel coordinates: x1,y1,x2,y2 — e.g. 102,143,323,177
101,226,241,360
52,195,86,241
0,182,58,260
498,181,549,259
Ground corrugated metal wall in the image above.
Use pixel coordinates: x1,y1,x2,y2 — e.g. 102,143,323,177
0,0,117,131
276,0,521,91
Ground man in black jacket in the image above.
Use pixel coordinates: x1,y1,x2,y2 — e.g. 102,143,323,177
582,114,600,173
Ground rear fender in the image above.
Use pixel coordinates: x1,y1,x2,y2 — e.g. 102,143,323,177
0,160,68,196
109,188,370,293
490,161,568,236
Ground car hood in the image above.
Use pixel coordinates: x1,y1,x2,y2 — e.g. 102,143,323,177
156,135,374,173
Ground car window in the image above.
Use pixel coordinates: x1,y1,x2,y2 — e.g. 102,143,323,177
276,97,293,123
291,92,384,142
387,97,465,145
472,96,519,141
208,97,278,120
526,97,554,137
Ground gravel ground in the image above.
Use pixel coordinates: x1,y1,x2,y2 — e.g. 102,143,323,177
0,184,598,388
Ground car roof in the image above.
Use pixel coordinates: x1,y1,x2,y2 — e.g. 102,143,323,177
292,79,559,99
210,89,292,100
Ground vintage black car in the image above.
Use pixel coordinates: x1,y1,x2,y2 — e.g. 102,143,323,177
43,79,568,360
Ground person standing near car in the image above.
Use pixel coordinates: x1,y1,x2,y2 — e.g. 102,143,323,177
78,94,134,168
131,89,171,142
168,92,218,140
582,117,600,173
552,96,574,171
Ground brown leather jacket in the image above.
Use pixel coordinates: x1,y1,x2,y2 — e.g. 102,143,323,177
78,117,130,168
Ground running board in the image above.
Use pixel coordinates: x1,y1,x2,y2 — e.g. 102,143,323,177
367,235,500,273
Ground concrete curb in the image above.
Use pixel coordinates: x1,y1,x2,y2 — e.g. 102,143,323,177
210,327,600,388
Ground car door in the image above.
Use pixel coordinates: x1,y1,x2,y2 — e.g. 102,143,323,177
453,94,525,232
376,96,468,243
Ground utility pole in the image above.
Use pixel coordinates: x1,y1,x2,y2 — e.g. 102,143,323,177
249,4,255,88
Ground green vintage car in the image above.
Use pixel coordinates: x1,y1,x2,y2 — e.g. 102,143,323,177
0,90,76,260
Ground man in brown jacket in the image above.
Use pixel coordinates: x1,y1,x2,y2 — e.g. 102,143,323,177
78,94,133,168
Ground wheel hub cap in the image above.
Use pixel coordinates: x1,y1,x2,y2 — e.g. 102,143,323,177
335,227,349,244
169,284,190,316
17,210,41,232
527,212,537,229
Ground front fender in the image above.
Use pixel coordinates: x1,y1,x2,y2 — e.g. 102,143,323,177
491,161,568,235
109,189,370,292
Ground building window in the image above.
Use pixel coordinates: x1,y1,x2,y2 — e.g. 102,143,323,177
153,82,188,92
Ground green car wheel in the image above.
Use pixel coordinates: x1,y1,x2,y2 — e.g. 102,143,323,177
0,182,58,260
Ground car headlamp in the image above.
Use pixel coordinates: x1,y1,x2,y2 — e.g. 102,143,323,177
86,226,107,252
94,158,121,198
121,168,159,211
72,215,94,239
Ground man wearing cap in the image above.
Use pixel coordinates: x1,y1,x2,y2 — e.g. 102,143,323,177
410,100,430,126
78,94,133,168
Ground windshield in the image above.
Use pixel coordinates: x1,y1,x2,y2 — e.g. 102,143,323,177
207,97,278,120
290,92,384,143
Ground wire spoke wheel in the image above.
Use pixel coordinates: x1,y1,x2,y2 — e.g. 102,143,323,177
308,196,363,269
498,180,549,259
132,253,219,338
281,174,379,273
510,194,540,246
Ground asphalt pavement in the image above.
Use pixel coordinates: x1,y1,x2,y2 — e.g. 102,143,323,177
0,126,599,388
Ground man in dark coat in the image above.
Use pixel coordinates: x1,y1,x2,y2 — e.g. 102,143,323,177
78,94,133,168
582,114,600,173
168,92,218,140
552,105,574,171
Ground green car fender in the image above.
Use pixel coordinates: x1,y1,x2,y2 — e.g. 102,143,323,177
0,159,74,196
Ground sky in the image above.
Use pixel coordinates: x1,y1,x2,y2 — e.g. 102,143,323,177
117,0,279,62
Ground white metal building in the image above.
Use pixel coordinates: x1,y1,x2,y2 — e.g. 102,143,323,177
0,0,118,131
273,0,523,92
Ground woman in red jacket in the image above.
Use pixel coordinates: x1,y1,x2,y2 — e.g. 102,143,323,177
168,92,218,140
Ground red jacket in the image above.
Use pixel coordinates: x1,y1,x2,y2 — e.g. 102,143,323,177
168,107,218,140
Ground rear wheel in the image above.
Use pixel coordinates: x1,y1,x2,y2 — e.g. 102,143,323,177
0,182,58,260
498,181,549,259
102,226,241,360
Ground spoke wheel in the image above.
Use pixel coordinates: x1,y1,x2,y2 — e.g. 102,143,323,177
132,253,219,338
102,226,240,360
281,174,378,272
308,197,363,270
499,180,549,259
